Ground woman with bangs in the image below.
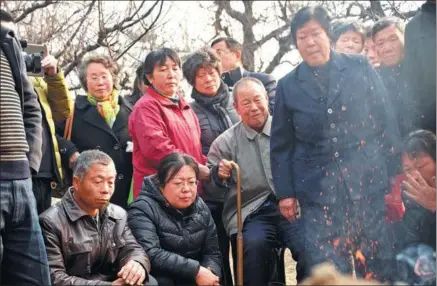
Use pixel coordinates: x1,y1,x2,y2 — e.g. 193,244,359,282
128,48,209,199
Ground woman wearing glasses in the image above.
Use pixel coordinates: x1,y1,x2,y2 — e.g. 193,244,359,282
128,152,221,286
57,55,133,209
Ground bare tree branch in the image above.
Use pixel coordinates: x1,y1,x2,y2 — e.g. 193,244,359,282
14,0,59,22
115,0,164,61
264,34,293,74
54,0,96,59
214,0,250,26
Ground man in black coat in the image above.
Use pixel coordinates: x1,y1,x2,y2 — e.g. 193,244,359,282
211,37,277,113
373,17,415,138
0,12,49,285
403,0,436,134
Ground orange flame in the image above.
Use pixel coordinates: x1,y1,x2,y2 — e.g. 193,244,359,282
365,273,373,280
355,249,366,265
332,238,340,248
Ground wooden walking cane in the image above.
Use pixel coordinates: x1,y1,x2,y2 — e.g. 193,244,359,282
229,161,243,286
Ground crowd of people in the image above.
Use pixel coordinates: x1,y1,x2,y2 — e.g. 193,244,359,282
0,1,435,285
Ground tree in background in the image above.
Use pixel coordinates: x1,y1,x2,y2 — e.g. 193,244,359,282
208,0,421,75
1,0,165,93
0,1,422,95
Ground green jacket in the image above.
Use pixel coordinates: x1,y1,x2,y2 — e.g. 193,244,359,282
31,69,73,183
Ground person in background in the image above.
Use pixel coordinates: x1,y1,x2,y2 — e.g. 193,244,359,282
0,11,73,214
182,47,240,285
396,130,436,285
206,78,304,285
363,25,379,67
373,17,415,138
271,6,400,282
39,150,156,285
0,10,50,285
401,130,436,249
128,152,221,286
128,48,209,198
127,64,148,107
211,37,277,113
57,55,133,209
403,0,436,133
332,20,365,54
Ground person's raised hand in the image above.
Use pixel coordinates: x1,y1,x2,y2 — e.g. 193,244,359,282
403,171,436,212
41,47,58,76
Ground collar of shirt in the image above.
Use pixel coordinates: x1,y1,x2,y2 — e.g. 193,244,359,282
241,116,272,140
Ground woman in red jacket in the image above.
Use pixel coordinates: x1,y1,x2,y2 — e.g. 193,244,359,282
129,48,208,198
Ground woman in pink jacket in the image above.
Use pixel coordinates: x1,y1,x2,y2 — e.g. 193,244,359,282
129,48,208,198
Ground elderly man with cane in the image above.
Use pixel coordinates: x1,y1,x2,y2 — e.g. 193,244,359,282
205,77,304,286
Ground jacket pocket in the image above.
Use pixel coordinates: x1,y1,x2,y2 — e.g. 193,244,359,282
66,239,93,254
65,239,94,276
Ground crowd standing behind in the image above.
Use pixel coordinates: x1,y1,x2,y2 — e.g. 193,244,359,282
0,2,435,285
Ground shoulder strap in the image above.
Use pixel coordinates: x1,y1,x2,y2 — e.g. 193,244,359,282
63,106,75,140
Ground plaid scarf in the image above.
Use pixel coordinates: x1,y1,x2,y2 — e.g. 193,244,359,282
87,89,120,127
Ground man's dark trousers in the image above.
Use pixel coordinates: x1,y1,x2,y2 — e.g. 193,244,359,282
230,198,305,286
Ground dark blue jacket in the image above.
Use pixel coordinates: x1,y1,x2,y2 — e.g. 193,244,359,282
0,25,42,176
270,50,401,204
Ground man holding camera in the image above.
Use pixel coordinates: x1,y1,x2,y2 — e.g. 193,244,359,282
29,48,73,214
1,11,73,215
0,9,50,285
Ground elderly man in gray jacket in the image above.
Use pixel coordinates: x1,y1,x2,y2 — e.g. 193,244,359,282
204,78,304,286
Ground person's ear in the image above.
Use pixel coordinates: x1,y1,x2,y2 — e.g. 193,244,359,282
146,74,153,85
72,176,80,191
235,50,242,62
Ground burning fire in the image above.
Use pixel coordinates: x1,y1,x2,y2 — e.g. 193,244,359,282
364,273,373,280
355,249,366,265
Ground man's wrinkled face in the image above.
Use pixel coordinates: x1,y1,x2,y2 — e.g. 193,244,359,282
373,24,404,67
234,81,269,131
73,163,117,211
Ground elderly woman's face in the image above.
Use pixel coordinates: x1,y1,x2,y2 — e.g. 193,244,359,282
147,57,182,97
194,66,221,96
402,152,436,187
335,31,364,54
86,63,114,99
162,165,198,209
296,20,331,67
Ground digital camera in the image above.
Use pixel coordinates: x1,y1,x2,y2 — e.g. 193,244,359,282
19,39,43,74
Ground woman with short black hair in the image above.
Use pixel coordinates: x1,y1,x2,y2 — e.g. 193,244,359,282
128,152,222,286
271,5,400,281
128,48,208,199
